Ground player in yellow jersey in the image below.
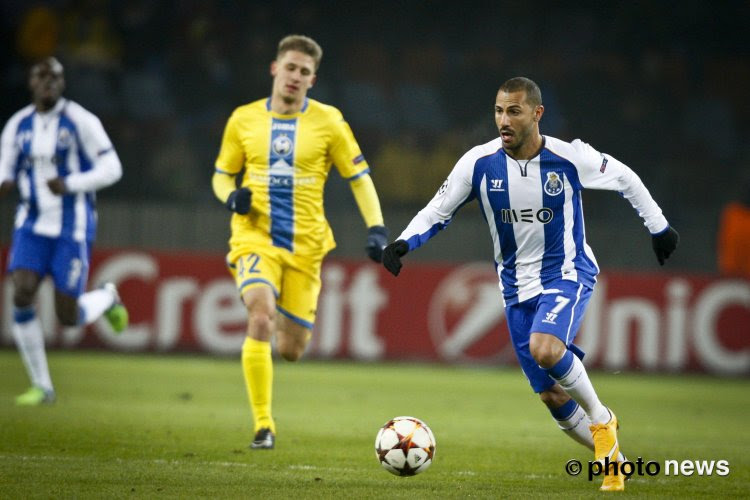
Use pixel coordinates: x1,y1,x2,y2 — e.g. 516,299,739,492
212,35,388,449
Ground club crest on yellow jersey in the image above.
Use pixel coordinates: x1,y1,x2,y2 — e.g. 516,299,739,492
272,134,293,157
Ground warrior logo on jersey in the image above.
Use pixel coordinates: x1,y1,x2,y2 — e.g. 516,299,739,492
272,134,293,157
489,179,505,192
544,171,563,196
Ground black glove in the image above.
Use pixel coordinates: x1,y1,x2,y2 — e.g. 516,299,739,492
383,240,409,276
652,226,679,265
365,225,389,263
225,188,251,215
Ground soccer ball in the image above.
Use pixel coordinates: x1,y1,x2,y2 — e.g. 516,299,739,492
374,416,436,476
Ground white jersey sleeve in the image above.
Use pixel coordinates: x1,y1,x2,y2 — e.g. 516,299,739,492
396,146,479,250
0,106,31,183
62,103,122,193
569,139,668,234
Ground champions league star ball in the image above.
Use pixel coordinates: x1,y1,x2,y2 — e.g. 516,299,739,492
374,416,436,476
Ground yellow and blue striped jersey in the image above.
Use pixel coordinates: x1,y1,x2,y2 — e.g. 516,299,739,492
215,97,372,257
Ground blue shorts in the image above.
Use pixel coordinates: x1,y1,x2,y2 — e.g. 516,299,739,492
7,228,92,298
505,281,592,393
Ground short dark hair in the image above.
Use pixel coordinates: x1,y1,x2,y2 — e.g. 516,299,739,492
277,35,323,70
498,77,542,107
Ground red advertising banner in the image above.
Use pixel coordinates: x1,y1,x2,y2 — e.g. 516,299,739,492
2,249,748,375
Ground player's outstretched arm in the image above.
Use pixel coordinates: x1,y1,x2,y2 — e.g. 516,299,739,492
383,240,409,276
652,225,679,265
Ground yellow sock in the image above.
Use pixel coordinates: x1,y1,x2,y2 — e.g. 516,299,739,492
242,337,275,433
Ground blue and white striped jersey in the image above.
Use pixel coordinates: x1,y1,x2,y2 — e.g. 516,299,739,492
397,135,669,305
0,98,122,242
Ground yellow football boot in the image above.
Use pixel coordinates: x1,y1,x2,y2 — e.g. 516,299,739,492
590,409,625,492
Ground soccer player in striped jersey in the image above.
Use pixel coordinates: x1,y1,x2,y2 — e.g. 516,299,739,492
0,57,129,406
212,35,388,450
383,77,679,491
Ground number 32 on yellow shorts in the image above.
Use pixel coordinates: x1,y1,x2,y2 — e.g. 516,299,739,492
227,245,322,329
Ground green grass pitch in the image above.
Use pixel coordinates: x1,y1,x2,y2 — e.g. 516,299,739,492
0,350,747,498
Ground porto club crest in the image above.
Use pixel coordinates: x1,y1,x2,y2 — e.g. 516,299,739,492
544,171,564,196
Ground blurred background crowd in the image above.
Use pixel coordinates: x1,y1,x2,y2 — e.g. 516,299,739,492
0,0,748,271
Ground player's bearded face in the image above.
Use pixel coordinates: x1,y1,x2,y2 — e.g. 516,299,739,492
494,91,539,152
271,50,317,105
